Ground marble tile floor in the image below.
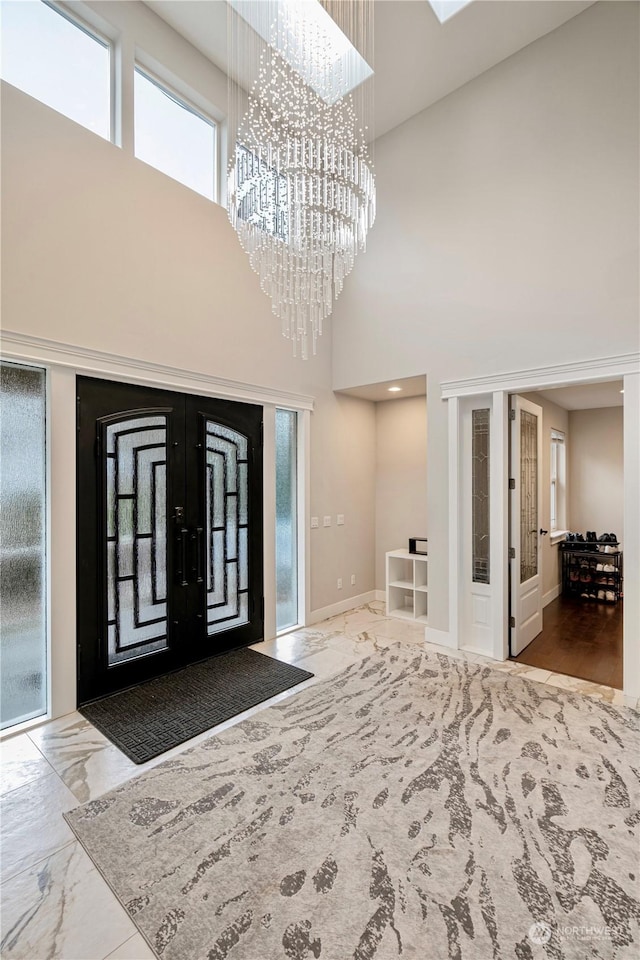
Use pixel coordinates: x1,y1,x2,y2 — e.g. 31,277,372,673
1,600,637,960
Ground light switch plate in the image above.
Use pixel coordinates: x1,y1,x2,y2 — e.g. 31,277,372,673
337,514,345,525
323,516,331,527
311,517,319,528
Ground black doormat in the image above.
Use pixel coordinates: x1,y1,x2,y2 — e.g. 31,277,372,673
79,648,314,764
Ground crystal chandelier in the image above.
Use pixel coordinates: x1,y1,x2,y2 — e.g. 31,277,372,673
227,0,376,358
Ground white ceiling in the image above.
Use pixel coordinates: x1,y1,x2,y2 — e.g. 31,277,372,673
537,381,625,411
144,0,594,138
337,374,427,402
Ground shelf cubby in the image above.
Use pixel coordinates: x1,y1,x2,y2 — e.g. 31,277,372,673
386,549,428,623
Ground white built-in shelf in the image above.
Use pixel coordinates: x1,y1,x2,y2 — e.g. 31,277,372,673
386,549,428,623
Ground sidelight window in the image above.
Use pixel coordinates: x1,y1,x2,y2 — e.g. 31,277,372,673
275,409,298,631
471,408,490,584
0,362,48,729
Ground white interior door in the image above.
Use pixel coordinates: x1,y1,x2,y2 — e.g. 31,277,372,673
510,395,543,655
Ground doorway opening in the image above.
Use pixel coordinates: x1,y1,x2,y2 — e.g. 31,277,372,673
508,381,624,688
76,376,264,704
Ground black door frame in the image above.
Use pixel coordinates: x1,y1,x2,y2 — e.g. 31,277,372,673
76,376,263,704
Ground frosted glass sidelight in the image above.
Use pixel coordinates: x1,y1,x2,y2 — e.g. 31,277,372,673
275,409,298,631
472,409,490,584
205,421,250,635
0,363,47,730
520,409,538,583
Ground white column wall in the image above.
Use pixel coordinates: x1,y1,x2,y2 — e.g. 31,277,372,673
49,368,78,720
623,372,640,699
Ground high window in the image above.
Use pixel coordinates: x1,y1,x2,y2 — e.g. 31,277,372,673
0,0,111,140
0,362,48,730
550,428,567,533
275,409,298,631
134,68,217,201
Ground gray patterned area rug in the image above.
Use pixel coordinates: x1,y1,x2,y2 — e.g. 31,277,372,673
66,648,640,960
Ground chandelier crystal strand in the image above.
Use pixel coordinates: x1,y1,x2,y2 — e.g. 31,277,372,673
227,0,375,358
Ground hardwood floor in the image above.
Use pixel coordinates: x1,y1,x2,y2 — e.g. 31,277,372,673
512,595,623,689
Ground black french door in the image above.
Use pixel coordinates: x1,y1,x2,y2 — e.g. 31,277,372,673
77,377,263,704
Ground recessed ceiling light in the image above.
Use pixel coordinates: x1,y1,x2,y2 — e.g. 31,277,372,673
427,1,475,25
620,389,625,394
388,386,402,393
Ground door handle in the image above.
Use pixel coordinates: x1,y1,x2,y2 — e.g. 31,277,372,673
175,527,188,586
191,527,204,584
540,529,548,536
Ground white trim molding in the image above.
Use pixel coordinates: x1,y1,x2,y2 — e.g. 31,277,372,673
307,590,377,625
0,331,315,411
425,626,457,649
441,353,640,399
443,355,639,700
543,584,562,607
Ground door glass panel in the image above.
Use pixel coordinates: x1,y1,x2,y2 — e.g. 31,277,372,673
520,409,538,583
205,421,249,635
472,408,490,584
0,362,47,730
276,409,298,630
105,415,168,665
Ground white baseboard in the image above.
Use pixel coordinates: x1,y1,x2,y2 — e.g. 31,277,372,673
460,644,500,661
307,590,377,625
543,584,561,608
425,626,458,650
374,589,386,602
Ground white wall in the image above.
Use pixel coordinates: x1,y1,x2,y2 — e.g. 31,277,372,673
569,407,624,546
374,395,428,589
521,393,570,602
332,1,639,634
0,0,379,625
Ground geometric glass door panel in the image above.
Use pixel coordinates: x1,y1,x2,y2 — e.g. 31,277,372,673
205,421,249,635
104,413,168,665
77,377,263,704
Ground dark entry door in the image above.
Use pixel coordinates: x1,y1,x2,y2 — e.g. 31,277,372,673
77,377,263,704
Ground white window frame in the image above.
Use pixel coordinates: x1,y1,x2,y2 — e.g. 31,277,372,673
29,1,116,142
550,428,567,542
133,61,220,203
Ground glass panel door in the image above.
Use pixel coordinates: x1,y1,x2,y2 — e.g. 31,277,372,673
104,414,169,665
77,378,264,703
471,408,490,585
204,421,250,635
0,362,47,730
520,409,538,582
509,395,544,656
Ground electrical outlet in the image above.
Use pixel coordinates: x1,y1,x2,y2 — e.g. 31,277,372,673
337,514,345,526
351,574,356,585
323,516,331,527
311,517,319,529
337,578,343,589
